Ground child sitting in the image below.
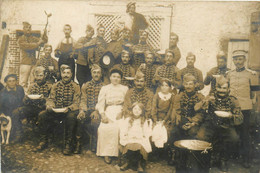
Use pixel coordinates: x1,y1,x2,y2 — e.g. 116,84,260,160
137,50,159,93
119,102,152,172
113,49,135,88
151,78,174,161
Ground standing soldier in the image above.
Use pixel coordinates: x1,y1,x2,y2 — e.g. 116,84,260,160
204,52,230,93
175,52,204,91
55,24,76,80
88,24,107,67
166,32,181,66
227,50,259,168
74,24,95,87
18,22,47,88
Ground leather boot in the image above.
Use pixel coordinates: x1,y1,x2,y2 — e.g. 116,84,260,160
63,139,72,155
34,136,48,152
220,159,228,172
137,159,144,173
168,149,175,165
73,136,81,154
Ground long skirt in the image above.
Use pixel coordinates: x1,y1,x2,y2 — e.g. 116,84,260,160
96,105,122,157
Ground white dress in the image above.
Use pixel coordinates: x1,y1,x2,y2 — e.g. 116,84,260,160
96,83,128,157
120,117,153,153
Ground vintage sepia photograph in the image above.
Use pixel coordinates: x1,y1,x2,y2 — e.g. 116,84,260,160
0,0,260,172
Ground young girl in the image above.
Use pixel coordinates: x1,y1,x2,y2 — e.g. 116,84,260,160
151,78,174,162
119,102,152,172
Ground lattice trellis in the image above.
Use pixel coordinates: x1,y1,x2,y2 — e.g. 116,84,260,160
95,14,164,50
95,14,122,43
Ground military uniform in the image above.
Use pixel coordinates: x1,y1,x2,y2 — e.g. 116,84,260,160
76,79,104,151
55,37,76,80
38,80,80,152
227,67,259,161
15,81,52,126
176,66,204,91
74,37,94,87
36,56,59,83
113,63,135,88
153,64,179,90
18,31,42,88
88,36,107,66
137,63,159,92
204,66,230,93
132,43,152,71
166,47,181,66
197,93,242,163
123,87,154,119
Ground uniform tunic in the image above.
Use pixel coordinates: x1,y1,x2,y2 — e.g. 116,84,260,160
137,63,159,90
96,84,128,157
154,64,179,87
123,87,154,118
113,64,135,88
88,37,107,66
204,66,230,93
132,43,152,70
36,56,59,83
227,68,259,110
18,34,40,65
176,66,204,90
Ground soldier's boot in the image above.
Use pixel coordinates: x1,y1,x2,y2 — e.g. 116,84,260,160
167,148,176,166
220,159,228,172
73,136,82,154
63,138,72,155
34,135,48,152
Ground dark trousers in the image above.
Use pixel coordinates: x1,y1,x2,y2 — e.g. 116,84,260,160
76,64,92,87
75,111,100,150
237,110,251,160
38,110,78,144
197,122,239,160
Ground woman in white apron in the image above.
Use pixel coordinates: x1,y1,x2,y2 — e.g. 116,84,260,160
96,68,128,164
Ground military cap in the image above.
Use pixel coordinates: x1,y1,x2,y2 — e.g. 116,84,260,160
60,64,71,72
127,2,136,9
183,73,197,83
216,51,227,61
232,50,247,58
216,75,228,87
22,21,31,27
91,64,101,73
134,70,145,80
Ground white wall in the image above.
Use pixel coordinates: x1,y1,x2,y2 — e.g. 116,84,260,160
1,0,259,94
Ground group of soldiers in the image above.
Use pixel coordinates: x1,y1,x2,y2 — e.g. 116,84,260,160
0,2,259,172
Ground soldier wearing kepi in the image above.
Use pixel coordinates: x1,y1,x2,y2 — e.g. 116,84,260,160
204,51,230,93
15,66,52,127
55,24,76,80
197,75,242,172
75,64,104,154
18,22,47,88
166,32,181,66
226,50,259,168
36,65,80,155
74,24,95,87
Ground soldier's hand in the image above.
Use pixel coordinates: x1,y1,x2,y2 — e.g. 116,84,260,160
101,113,109,124
90,111,99,120
63,107,69,113
77,111,86,120
46,105,53,112
176,115,181,125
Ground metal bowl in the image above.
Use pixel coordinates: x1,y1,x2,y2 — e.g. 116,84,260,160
174,140,212,151
27,94,41,100
214,111,232,118
52,108,67,113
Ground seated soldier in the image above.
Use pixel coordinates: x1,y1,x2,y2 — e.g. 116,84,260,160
0,74,25,143
36,65,80,155
113,49,135,88
137,50,159,93
15,66,52,127
197,75,242,172
36,44,59,83
175,52,204,91
168,73,205,165
75,64,104,154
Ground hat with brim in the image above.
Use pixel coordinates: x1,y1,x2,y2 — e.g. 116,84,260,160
232,50,247,58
